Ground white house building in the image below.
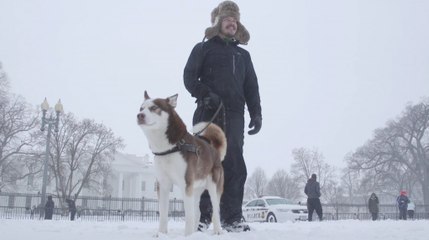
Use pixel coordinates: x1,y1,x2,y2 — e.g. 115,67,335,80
12,152,183,201
109,153,182,200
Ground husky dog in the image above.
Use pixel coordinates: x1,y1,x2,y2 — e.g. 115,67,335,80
137,91,226,236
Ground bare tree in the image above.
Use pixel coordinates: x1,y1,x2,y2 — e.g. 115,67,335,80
340,166,367,204
291,148,335,190
48,113,124,202
266,169,301,201
1,62,10,114
0,61,8,100
244,167,267,199
347,99,429,207
0,77,41,190
291,147,337,203
291,148,321,182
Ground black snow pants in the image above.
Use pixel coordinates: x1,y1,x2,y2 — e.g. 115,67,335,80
307,198,323,221
371,212,378,221
193,104,247,225
399,208,407,220
44,209,53,220
70,209,76,221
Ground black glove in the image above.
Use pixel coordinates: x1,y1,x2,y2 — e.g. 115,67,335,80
248,116,262,135
192,83,210,100
202,92,221,110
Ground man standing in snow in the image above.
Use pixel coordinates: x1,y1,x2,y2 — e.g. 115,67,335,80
304,174,323,221
66,198,77,221
368,193,379,221
397,191,410,220
44,195,55,220
184,0,262,232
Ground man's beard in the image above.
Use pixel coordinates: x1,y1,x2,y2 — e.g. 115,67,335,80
224,32,235,38
222,31,236,38
221,24,236,38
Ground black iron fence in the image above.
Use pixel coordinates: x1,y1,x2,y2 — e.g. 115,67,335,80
1,192,428,221
323,203,429,220
0,192,184,221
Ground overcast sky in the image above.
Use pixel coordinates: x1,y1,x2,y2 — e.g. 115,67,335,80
1,0,429,177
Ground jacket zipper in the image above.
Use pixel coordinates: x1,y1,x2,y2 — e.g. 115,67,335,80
233,54,236,74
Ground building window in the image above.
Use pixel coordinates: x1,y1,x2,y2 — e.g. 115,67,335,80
141,181,146,191
25,196,32,209
8,195,15,208
151,182,172,192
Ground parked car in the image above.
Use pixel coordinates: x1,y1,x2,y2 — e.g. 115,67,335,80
242,196,307,222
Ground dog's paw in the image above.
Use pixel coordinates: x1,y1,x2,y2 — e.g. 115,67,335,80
212,228,224,235
153,231,167,238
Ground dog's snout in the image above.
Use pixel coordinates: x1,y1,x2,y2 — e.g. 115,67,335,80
137,113,145,120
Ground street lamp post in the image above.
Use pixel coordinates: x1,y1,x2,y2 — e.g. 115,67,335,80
39,98,63,219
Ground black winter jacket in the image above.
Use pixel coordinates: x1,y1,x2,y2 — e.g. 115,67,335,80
183,36,262,119
368,194,379,213
397,195,410,209
66,199,76,211
45,199,54,210
304,178,321,199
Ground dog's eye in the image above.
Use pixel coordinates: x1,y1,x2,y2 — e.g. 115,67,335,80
139,107,143,111
149,106,158,111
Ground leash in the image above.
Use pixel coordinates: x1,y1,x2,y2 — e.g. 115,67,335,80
193,101,224,136
152,102,224,156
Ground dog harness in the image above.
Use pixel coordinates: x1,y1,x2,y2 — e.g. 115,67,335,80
153,103,223,156
152,136,210,156
152,139,198,156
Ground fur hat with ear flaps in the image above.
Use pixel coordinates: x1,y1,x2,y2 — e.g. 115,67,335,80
205,1,250,45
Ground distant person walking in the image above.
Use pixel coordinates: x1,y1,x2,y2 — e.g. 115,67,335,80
304,174,323,221
30,205,36,219
44,196,54,220
397,191,410,220
66,198,77,221
368,193,379,221
407,201,415,219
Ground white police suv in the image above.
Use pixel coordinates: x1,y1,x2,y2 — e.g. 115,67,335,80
242,196,308,223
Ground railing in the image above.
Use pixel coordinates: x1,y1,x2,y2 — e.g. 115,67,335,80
1,192,428,221
322,203,429,220
0,192,184,221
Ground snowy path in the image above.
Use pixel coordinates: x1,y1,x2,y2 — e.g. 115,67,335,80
1,219,428,240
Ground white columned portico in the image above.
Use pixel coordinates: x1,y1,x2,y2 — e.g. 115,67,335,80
129,174,134,198
118,172,124,198
109,153,181,200
138,174,143,197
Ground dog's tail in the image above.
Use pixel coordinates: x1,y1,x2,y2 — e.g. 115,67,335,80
193,122,227,161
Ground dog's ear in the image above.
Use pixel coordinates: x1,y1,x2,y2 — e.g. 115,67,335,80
167,94,178,108
144,91,150,100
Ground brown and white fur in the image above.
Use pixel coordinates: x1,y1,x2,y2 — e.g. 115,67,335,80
137,91,226,236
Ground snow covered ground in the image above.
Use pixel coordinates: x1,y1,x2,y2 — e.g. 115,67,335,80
1,219,428,240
